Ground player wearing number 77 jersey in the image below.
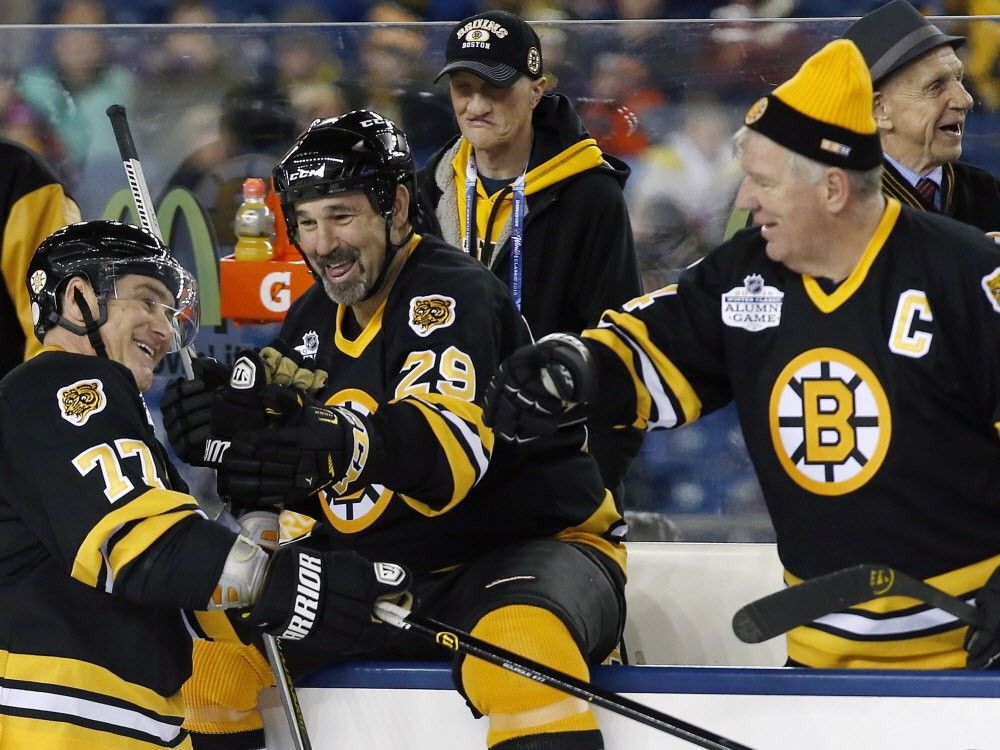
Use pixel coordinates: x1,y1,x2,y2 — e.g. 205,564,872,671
484,40,1000,671
0,221,411,750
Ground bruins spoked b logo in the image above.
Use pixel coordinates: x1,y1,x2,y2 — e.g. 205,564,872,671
769,348,891,495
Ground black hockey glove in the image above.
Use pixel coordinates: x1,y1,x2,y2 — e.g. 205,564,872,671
481,332,597,443
161,356,229,466
245,545,410,652
200,349,276,469
218,387,377,508
965,567,1000,669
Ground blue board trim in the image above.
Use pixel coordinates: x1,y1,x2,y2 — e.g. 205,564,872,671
298,662,1000,698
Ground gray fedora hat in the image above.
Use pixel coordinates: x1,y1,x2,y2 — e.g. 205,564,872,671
842,0,965,87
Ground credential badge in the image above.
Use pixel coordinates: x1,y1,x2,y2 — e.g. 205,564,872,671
721,274,783,332
294,330,320,359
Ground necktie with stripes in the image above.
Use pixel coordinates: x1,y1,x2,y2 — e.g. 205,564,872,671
915,177,938,209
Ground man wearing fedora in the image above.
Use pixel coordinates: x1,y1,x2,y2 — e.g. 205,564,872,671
482,37,1000,671
844,0,1000,232
416,9,643,501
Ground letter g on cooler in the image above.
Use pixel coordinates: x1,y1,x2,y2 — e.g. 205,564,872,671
261,270,292,313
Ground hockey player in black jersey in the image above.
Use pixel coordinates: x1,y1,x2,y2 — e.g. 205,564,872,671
0,220,410,749
164,110,626,750
485,39,1000,671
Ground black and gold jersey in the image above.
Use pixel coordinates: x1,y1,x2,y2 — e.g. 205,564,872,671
279,234,625,575
0,349,234,749
584,198,1000,668
0,139,81,378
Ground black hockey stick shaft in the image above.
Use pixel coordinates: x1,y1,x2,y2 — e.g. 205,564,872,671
105,104,195,378
106,104,312,750
733,563,984,644
375,602,758,750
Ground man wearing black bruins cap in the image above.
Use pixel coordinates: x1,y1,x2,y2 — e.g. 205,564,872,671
417,10,642,515
843,0,1000,233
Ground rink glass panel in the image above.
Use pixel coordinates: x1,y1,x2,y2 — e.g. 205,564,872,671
4,16,994,538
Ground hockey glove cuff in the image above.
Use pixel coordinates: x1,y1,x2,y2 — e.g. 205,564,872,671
260,338,328,395
219,389,378,508
243,546,410,651
482,332,597,443
162,356,229,466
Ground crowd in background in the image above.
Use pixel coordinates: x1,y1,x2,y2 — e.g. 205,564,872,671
1,0,998,541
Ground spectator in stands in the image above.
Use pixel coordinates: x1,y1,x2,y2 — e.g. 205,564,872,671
136,0,241,176
0,138,80,379
337,2,456,163
844,0,1000,231
417,8,643,496
483,38,1000,671
629,98,742,289
17,0,136,215
577,52,667,160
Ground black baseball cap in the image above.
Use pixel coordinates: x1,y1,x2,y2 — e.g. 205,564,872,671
842,0,965,87
435,10,543,88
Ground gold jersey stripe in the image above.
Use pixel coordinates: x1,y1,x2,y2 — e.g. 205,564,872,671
554,490,627,574
0,715,192,750
72,489,200,587
107,509,197,581
1,649,185,720
397,399,482,514
585,312,702,428
803,198,900,312
787,624,967,669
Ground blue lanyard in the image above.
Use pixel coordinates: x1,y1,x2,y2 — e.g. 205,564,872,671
463,153,527,310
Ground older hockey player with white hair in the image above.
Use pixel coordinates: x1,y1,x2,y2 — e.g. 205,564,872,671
484,38,1000,671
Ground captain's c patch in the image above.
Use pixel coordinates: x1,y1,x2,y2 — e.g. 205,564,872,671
408,295,456,337
58,379,106,426
981,267,1000,314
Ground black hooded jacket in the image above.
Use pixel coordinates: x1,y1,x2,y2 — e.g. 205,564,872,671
417,93,642,491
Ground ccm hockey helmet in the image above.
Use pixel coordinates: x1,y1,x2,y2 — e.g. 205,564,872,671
28,220,199,352
272,109,417,243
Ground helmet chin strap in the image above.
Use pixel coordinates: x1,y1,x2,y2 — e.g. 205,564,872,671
71,287,110,360
361,215,414,302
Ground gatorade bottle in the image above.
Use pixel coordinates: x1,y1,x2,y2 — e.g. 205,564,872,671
233,177,275,261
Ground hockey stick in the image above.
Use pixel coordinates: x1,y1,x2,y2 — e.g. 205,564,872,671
732,563,984,644
105,104,196,379
375,602,758,750
106,104,312,750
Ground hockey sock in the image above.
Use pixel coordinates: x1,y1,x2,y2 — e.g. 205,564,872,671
182,640,273,744
461,604,602,749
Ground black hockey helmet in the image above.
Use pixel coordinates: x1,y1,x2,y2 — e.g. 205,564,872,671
28,220,199,352
272,109,418,243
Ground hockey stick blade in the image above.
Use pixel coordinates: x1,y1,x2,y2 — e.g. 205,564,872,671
733,563,984,644
376,602,758,750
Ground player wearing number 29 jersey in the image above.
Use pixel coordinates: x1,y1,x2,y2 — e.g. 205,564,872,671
582,199,1000,668
277,231,625,576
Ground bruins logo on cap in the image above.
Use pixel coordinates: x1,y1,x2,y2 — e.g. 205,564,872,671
744,97,768,125
58,379,106,426
466,28,490,43
527,47,541,75
409,295,456,337
981,266,1000,313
